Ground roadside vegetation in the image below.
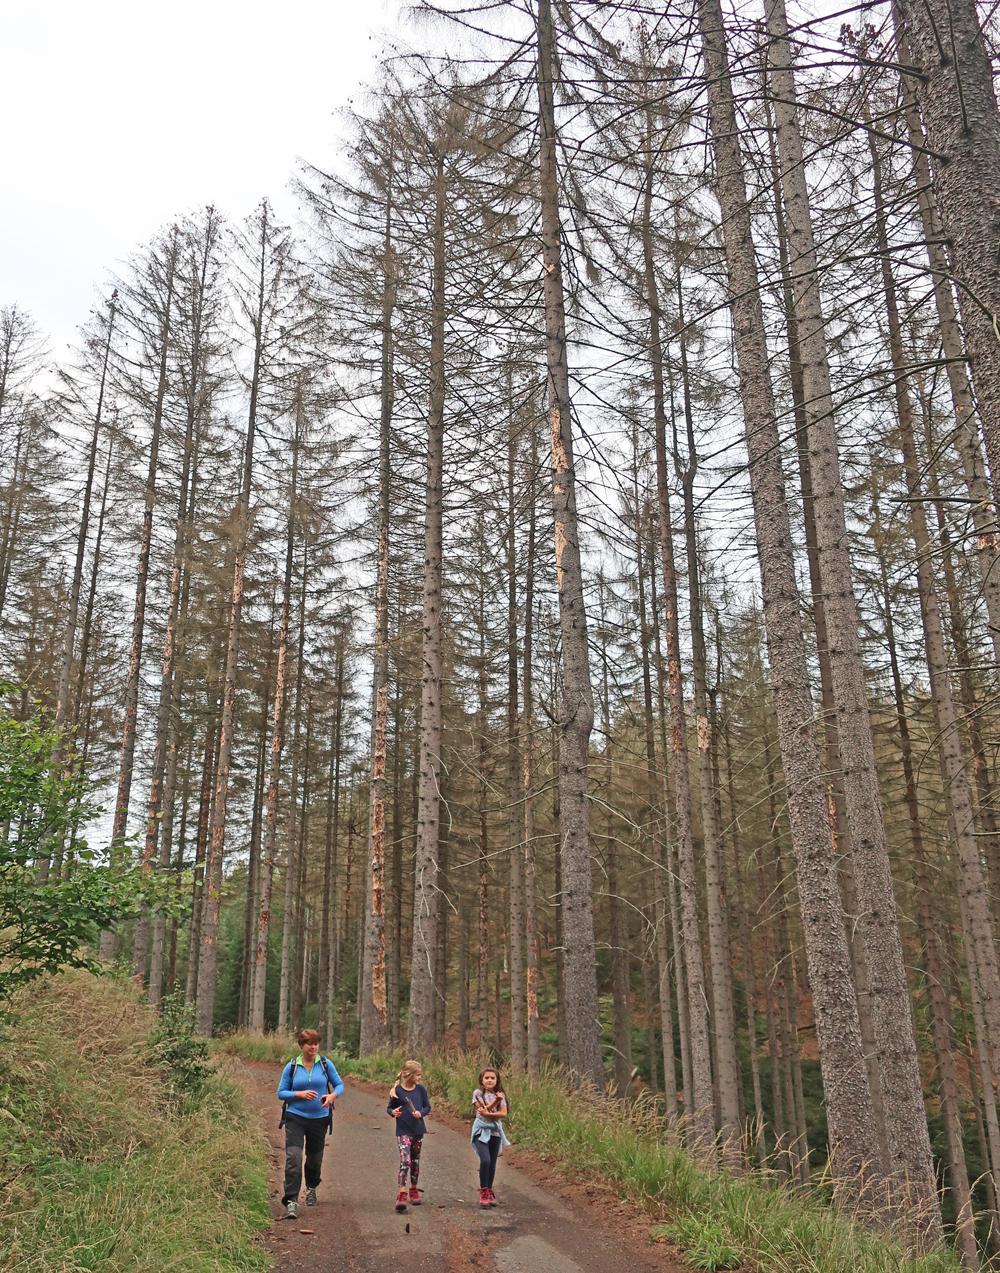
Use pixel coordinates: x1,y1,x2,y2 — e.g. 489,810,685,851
219,1033,965,1273
0,973,270,1273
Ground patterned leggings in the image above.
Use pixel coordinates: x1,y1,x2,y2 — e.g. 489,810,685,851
397,1135,423,1187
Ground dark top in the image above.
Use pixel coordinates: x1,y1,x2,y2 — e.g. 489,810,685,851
387,1082,431,1138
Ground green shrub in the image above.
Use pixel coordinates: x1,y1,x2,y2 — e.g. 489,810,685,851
151,990,212,1104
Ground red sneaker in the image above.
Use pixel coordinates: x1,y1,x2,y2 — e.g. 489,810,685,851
394,1188,408,1213
487,1188,498,1207
409,1186,422,1205
479,1186,491,1209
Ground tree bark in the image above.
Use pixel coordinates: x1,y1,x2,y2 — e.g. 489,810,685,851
697,0,882,1203
195,205,271,1034
534,0,603,1086
893,0,1000,508
360,172,396,1054
408,150,446,1053
764,2,938,1224
249,401,301,1031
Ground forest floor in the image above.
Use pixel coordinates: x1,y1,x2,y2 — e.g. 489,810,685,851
238,1060,693,1273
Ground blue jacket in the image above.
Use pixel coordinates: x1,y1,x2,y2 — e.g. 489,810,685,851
278,1055,345,1121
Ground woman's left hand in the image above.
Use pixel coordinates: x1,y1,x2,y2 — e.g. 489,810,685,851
322,1094,336,1108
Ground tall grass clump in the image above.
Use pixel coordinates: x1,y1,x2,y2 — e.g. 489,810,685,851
214,1029,298,1064
0,971,270,1273
343,1050,967,1273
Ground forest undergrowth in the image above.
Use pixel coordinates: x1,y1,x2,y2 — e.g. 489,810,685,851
0,973,270,1273
220,1031,966,1273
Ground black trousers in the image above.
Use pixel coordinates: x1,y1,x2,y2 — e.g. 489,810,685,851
473,1134,500,1188
283,1113,329,1203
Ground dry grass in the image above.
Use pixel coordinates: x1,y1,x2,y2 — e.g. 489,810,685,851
0,971,270,1273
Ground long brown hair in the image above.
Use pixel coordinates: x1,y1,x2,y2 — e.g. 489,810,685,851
477,1067,508,1112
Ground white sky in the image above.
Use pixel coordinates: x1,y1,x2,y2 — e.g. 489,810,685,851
1,0,400,356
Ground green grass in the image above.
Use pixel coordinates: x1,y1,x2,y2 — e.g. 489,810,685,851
0,973,270,1273
213,1029,297,1064
241,1046,964,1273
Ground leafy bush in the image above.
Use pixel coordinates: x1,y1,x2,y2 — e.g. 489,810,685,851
151,990,212,1103
0,688,150,1001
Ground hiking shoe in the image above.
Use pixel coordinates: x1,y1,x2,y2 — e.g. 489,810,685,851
487,1188,498,1207
409,1186,422,1205
284,1200,298,1220
479,1186,491,1209
305,1187,318,1207
395,1188,409,1213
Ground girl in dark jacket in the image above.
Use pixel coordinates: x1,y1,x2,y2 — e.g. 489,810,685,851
386,1059,432,1212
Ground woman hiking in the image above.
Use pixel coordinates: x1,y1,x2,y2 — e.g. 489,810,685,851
471,1066,510,1208
276,1029,344,1220
386,1059,431,1212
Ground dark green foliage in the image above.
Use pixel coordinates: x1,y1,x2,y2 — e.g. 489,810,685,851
150,990,212,1103
0,688,148,1000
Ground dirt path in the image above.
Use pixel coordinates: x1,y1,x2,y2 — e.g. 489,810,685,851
238,1060,688,1273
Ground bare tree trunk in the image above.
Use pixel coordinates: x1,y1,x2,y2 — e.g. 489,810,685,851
291,700,313,1027
598,581,631,1097
764,3,938,1224
763,103,888,1160
697,0,882,1203
135,218,216,975
718,653,764,1164
54,293,117,735
186,707,219,1005
278,541,309,1033
320,635,345,1043
869,122,1000,1094
534,0,603,1086
508,384,526,1070
360,178,396,1053
872,486,979,1270
638,112,713,1139
408,150,446,1053
109,237,179,866
239,679,271,1026
675,296,740,1152
523,427,541,1075
195,206,271,1034
894,50,1000,662
650,544,691,1118
249,422,301,1031
635,489,677,1114
478,573,492,1056
893,0,1000,507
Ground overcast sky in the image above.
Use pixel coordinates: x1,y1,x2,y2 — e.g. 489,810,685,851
2,0,400,356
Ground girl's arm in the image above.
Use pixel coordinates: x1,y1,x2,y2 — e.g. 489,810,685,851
478,1095,507,1118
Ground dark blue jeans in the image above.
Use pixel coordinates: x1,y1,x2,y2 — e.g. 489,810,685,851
473,1133,500,1188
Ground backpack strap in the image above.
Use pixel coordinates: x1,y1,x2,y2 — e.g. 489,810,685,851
320,1056,336,1136
278,1058,298,1130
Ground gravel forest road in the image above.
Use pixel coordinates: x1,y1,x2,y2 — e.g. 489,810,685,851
238,1060,688,1273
